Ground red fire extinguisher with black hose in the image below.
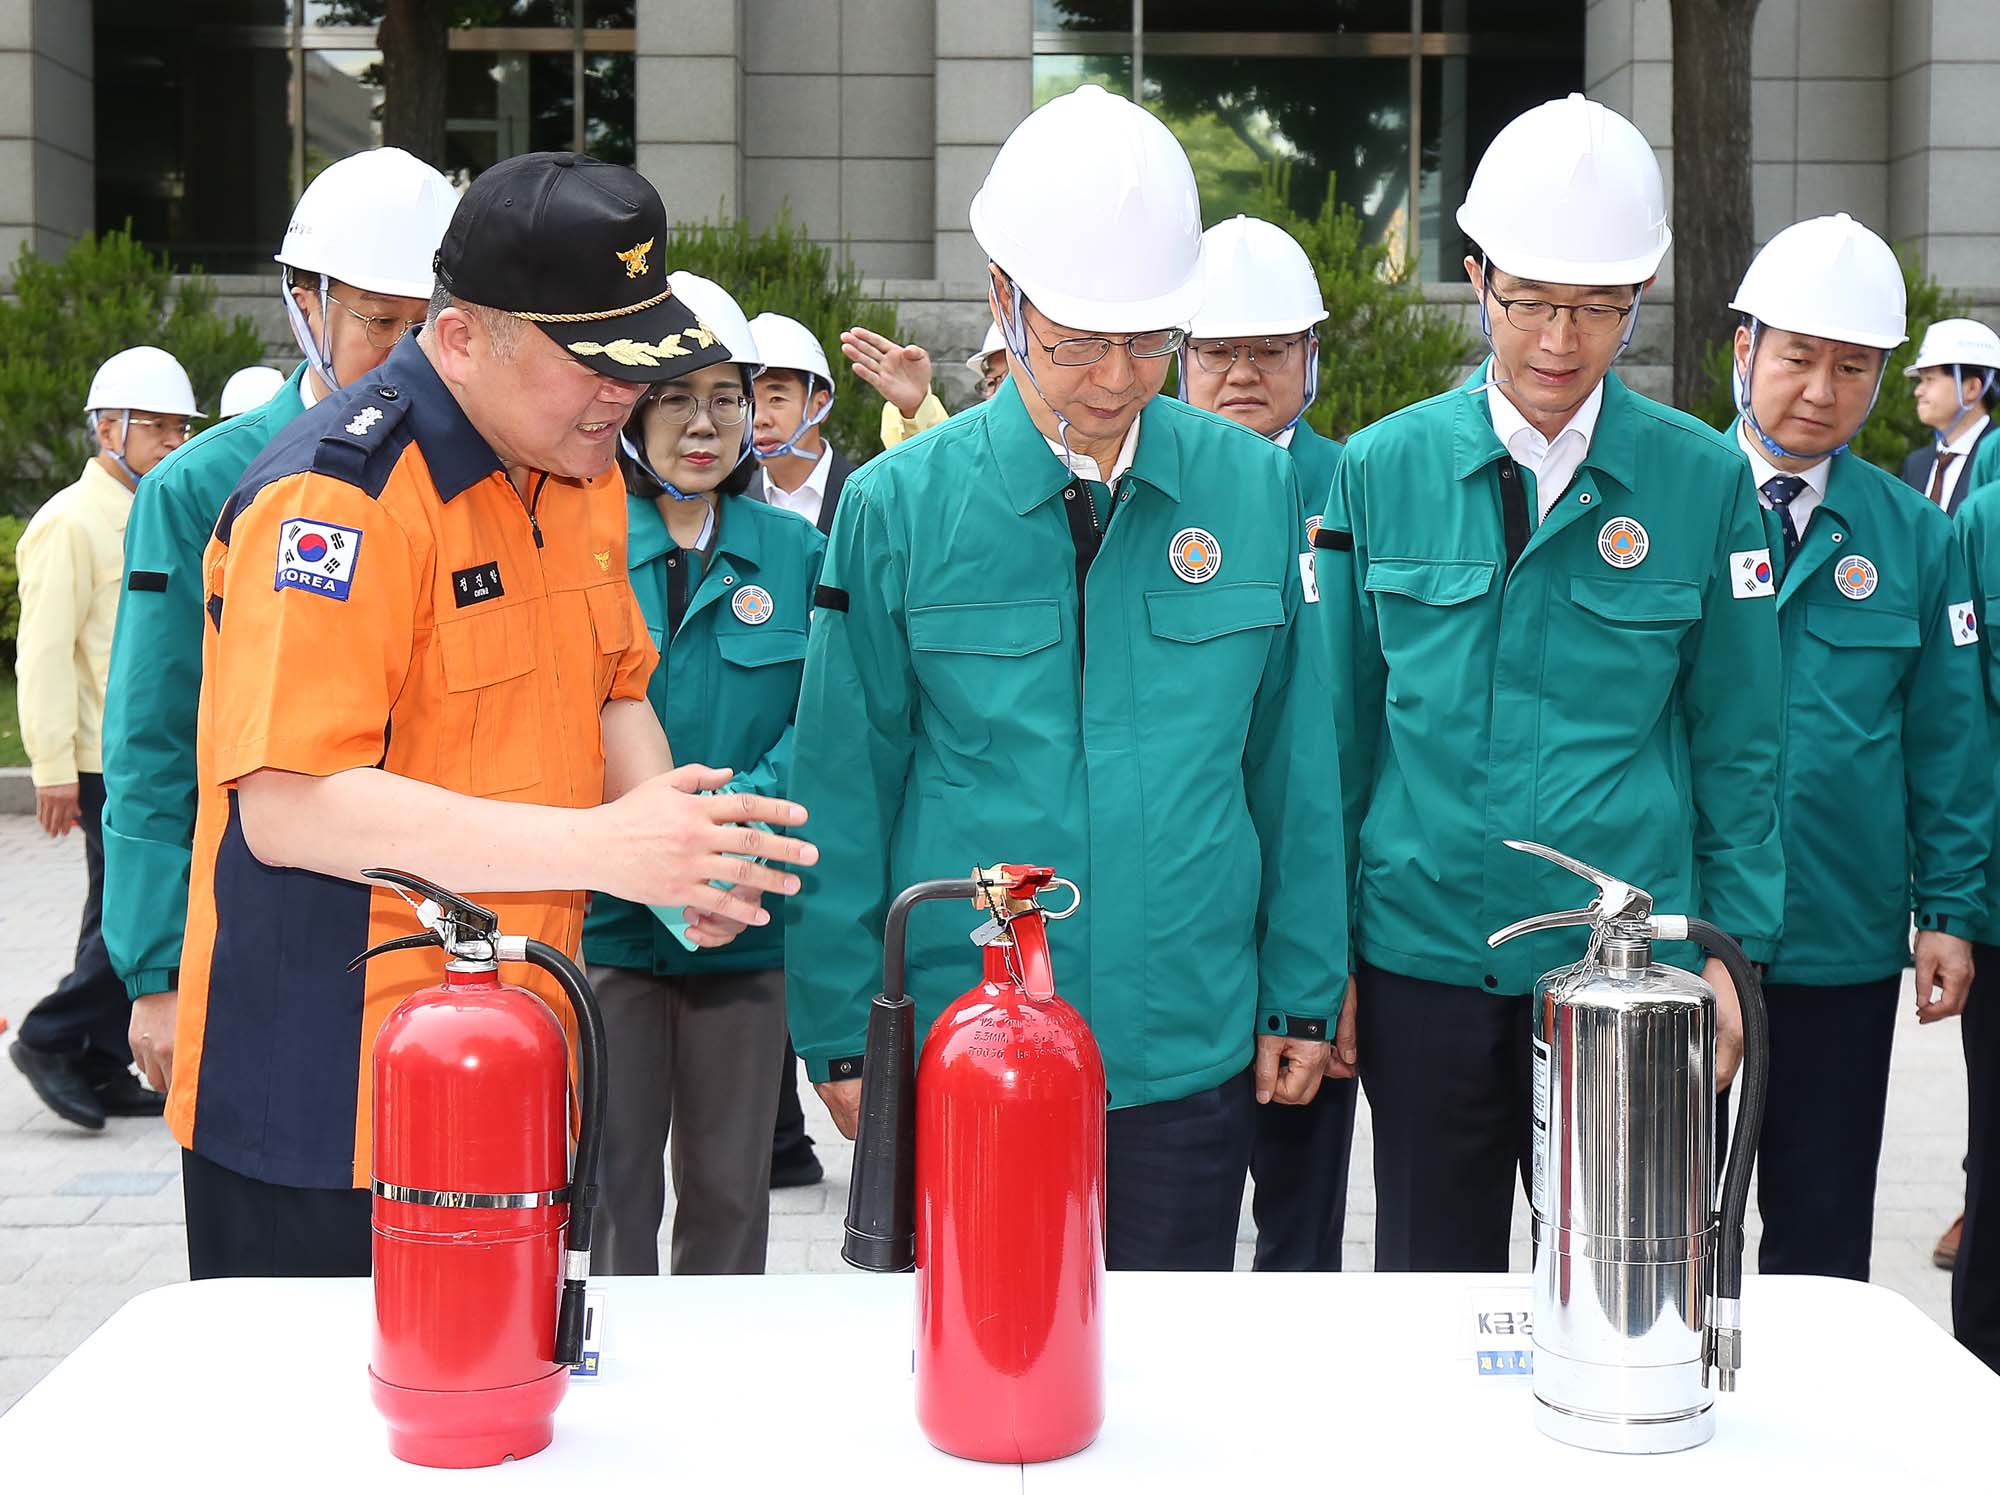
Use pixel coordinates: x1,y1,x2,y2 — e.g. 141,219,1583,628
351,869,607,1470
845,864,1106,1464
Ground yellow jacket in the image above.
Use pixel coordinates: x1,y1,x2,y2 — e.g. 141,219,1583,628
879,392,949,450
14,458,133,785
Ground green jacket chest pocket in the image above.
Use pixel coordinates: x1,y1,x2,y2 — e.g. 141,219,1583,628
1563,577,1702,709
907,599,1064,739
437,604,543,797
1364,558,1496,689
1140,582,1283,727
717,625,809,696
1801,602,1919,724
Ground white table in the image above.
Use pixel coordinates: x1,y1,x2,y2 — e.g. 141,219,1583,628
2,1271,1993,1486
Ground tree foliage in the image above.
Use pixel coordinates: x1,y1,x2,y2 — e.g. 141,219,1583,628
1236,166,1474,441
0,228,266,517
1687,244,1964,473
664,213,912,462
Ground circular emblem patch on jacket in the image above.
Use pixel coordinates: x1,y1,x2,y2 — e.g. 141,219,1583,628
1596,517,1649,569
1834,555,1878,600
1304,512,1323,549
1169,527,1222,584
732,584,774,624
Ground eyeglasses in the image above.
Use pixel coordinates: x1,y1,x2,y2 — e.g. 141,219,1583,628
976,371,1006,397
1487,290,1634,337
645,391,750,427
125,416,192,438
325,291,423,350
1021,321,1186,368
1190,335,1306,375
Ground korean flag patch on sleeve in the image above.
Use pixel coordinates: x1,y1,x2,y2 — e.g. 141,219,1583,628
275,516,363,601
1730,548,1775,599
1949,600,1979,647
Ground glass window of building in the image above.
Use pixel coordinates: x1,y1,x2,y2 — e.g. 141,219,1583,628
94,0,637,273
1031,1,1583,281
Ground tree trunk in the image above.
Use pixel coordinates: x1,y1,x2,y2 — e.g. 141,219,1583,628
1670,0,1761,413
379,0,451,168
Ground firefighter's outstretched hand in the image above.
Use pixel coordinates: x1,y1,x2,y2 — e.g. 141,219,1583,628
1254,1033,1328,1106
597,764,818,936
816,1079,862,1140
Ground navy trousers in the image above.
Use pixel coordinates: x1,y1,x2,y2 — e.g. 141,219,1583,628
1106,1067,1256,1270
1955,948,2000,1372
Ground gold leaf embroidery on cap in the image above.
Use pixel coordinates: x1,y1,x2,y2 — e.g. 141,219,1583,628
616,237,655,279
689,321,717,349
565,335,688,367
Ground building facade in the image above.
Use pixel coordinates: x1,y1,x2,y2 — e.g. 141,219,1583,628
3,1,1995,399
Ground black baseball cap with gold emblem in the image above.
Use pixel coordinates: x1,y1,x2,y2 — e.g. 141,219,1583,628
434,151,732,383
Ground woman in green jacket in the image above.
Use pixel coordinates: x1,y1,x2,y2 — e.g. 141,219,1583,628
582,274,826,1276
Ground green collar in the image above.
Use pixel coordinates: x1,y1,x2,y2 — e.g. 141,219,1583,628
981,375,1185,515
626,491,764,573
1450,361,1637,495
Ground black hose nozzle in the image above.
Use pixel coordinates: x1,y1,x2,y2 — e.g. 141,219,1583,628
841,878,980,1273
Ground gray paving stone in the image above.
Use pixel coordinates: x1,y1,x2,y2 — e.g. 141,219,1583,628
55,1170,174,1197
0,1197,99,1227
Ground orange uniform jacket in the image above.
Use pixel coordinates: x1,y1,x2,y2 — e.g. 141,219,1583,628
167,337,656,1190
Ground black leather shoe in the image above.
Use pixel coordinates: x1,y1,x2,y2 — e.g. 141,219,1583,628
10,1041,107,1131
769,1140,824,1189
88,1064,167,1117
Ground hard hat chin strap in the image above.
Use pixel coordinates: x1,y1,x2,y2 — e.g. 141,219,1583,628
751,379,834,463
1940,362,1998,448
281,271,341,394
1474,257,1645,384
1734,316,1886,464
1173,330,1321,441
620,428,712,506
90,409,142,487
995,272,1083,477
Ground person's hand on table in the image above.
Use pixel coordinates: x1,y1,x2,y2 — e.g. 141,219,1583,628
841,327,934,420
1254,1033,1328,1105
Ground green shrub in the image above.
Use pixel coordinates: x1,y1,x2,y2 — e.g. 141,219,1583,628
0,511,23,673
0,226,266,517
664,212,911,464
1687,245,1964,472
1241,164,1476,441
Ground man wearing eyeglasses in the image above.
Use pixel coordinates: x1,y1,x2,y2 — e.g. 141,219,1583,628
105,148,459,1096
1321,94,1782,1272
787,86,1344,1271
10,346,199,1130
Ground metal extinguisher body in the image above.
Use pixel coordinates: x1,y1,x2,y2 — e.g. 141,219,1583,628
369,963,572,1469
915,917,1106,1463
1532,954,1717,1452
1490,841,1769,1457
355,870,611,1471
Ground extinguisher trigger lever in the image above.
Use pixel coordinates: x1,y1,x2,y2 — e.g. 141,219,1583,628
360,868,501,957
1486,840,1655,948
346,930,443,972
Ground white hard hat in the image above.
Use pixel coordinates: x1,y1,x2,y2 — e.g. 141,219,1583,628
669,272,760,376
1457,93,1671,286
969,84,1205,334
747,312,833,387
1188,216,1327,338
965,321,1006,374
1730,213,1906,350
84,346,202,418
1905,317,2000,376
276,147,459,299
217,364,287,418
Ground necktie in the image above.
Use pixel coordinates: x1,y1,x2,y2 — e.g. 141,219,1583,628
1930,449,1960,509
1759,473,1807,560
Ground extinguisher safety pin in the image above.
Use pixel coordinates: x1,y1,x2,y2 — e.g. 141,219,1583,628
1038,877,1083,920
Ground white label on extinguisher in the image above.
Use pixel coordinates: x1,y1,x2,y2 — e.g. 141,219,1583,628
573,1289,606,1379
1531,1035,1550,1217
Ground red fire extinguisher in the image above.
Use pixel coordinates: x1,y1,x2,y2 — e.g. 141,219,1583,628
352,869,607,1469
845,865,1105,1464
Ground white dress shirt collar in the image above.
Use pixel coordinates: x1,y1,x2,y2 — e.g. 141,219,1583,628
1736,422,1831,534
760,441,833,527
1486,376,1603,519
1045,411,1143,485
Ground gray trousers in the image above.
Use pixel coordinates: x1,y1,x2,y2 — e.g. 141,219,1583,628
588,963,788,1275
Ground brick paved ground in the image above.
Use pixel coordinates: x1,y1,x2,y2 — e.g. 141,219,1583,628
0,812,1972,1413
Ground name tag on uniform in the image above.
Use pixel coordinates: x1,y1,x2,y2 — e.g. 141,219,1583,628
453,562,505,607
275,517,362,601
1299,551,1320,604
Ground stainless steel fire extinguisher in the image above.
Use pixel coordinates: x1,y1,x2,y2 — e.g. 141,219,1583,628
1488,840,1769,1455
